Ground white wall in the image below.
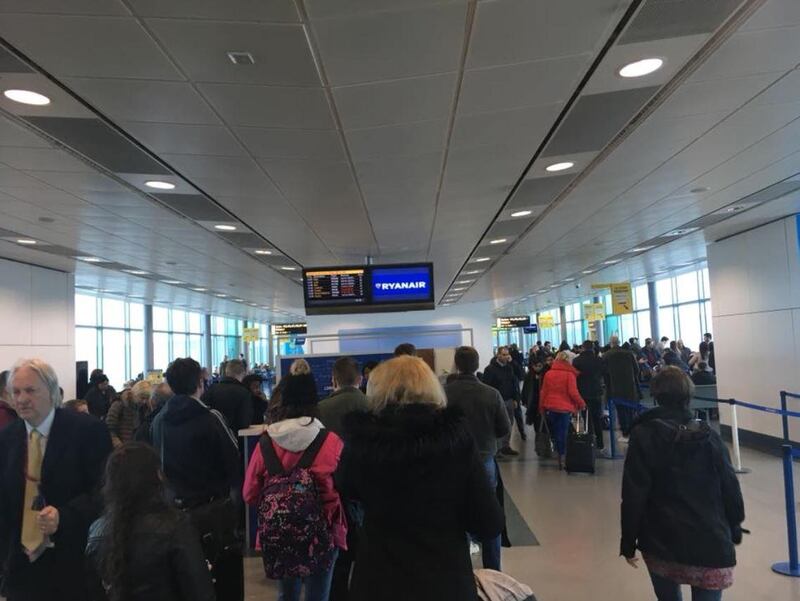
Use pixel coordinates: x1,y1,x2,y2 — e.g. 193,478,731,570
0,258,75,399
305,300,495,372
707,215,800,440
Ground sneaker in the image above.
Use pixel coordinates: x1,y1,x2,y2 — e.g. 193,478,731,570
500,447,520,456
470,542,481,555
617,436,629,443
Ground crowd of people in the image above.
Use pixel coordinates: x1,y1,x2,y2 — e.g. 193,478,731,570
0,332,744,601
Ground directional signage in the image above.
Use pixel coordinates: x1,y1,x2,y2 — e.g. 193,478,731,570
272,323,308,336
496,316,531,329
243,327,260,343
583,302,606,322
538,314,555,328
611,282,633,315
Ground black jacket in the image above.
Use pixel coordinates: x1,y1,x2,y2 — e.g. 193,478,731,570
86,511,215,601
621,406,745,568
0,409,112,601
201,377,253,433
572,351,606,400
84,385,115,419
151,395,239,502
133,398,167,445
482,358,521,401
339,405,504,601
604,347,641,401
445,374,510,461
691,371,717,386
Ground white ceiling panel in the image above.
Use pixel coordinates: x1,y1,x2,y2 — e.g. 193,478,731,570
0,116,51,148
459,54,589,116
120,122,245,156
0,0,130,15
126,0,299,22
468,0,629,69
235,127,345,160
306,0,463,20
0,147,94,172
0,15,180,80
260,158,359,201
21,170,125,193
740,0,800,32
64,78,220,124
451,102,561,149
333,73,457,130
198,83,335,129
145,20,319,86
345,120,448,160
311,3,467,85
158,154,268,185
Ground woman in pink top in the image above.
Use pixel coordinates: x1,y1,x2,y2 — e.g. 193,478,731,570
243,373,346,601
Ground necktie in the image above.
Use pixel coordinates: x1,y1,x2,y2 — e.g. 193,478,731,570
21,430,44,554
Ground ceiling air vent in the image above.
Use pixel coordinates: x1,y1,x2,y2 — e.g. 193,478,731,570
227,51,255,66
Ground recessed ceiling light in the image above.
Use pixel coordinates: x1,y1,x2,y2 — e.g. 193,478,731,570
234,298,244,302
144,180,175,190
474,257,491,263
489,238,507,245
538,288,548,293
214,224,237,231
124,269,148,275
604,259,621,265
452,288,467,292
191,287,207,292
563,278,575,282
3,89,51,106
664,227,699,237
456,280,474,284
582,269,595,274
628,246,655,253
161,280,183,285
618,57,663,78
463,270,483,275
724,205,745,213
281,266,297,271
545,161,574,172
254,249,273,255
215,293,227,298
16,239,37,245
511,210,532,218
77,256,105,263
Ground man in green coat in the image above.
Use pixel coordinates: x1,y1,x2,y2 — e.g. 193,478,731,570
603,336,641,438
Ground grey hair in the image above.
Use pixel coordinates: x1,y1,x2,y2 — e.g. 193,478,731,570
9,358,62,407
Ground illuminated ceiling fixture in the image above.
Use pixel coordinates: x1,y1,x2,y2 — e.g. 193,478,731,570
618,57,663,78
663,227,699,237
545,161,574,172
215,293,228,298
161,280,183,285
489,238,507,245
474,257,491,263
456,280,474,284
629,246,655,253
604,259,621,265
463,270,483,275
214,224,237,231
16,239,37,245
563,278,575,282
233,298,244,302
191,287,207,292
254,249,272,255
3,89,50,106
77,256,105,263
281,266,297,271
124,269,148,275
144,180,175,190
582,269,595,274
511,210,532,218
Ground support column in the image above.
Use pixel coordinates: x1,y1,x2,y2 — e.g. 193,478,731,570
559,305,568,344
144,304,154,372
648,281,659,341
204,314,212,371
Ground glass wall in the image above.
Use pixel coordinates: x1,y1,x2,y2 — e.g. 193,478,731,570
617,283,652,342
537,308,561,346
75,294,145,390
655,267,712,350
249,322,271,366
211,316,243,371
564,302,585,347
152,306,206,370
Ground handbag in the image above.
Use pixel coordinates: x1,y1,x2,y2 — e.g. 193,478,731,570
535,416,553,458
474,569,536,601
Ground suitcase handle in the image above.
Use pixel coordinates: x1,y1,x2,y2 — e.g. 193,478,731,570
574,409,590,434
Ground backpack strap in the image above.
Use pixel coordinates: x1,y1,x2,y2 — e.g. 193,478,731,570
297,429,329,470
259,432,286,477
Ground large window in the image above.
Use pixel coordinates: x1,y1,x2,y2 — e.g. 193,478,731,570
75,294,145,390
564,302,585,347
617,283,652,343
537,308,561,346
211,316,243,370
152,307,206,370
249,322,271,366
655,267,712,350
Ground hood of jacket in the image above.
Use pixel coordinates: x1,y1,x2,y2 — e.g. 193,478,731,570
342,404,471,466
266,417,324,452
549,361,578,375
631,405,703,442
160,394,209,426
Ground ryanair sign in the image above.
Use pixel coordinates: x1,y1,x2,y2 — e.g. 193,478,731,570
371,265,433,303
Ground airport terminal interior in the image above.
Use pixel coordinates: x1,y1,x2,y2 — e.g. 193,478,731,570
4,0,800,599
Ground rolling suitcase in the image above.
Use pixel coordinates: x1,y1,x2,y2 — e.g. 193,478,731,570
565,410,595,474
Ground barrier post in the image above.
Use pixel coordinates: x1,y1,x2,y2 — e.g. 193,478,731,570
782,391,790,443
729,402,750,474
602,400,623,460
772,445,800,577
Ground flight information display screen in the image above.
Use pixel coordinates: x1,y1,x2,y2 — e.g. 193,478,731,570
303,263,434,315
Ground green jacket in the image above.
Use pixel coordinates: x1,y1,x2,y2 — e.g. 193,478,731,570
318,386,369,437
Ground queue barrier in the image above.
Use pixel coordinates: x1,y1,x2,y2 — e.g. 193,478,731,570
604,389,800,578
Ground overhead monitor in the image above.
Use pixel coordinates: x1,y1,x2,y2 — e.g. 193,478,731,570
303,262,434,315
272,322,308,336
497,316,531,329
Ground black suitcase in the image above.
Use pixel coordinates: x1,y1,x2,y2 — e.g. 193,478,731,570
565,411,595,474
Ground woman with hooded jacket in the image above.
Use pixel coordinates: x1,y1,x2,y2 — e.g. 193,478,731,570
539,352,586,469
621,367,745,601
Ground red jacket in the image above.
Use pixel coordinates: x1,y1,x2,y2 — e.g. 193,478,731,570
539,361,586,414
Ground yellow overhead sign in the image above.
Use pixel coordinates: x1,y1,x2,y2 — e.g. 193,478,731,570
243,327,260,343
583,302,606,322
538,314,555,328
611,282,633,315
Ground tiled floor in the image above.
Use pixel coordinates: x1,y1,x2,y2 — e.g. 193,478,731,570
245,433,800,601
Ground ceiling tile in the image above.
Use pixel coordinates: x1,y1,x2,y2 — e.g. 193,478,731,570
158,154,267,184
0,0,130,15
199,83,335,129
0,116,51,148
145,20,319,86
451,102,561,149
312,3,467,85
0,147,92,172
306,0,460,20
235,127,345,160
345,120,448,160
333,73,456,130
619,0,740,44
507,174,573,210
468,0,627,69
259,158,357,201
0,15,180,80
741,0,800,31
126,0,298,21
121,122,245,156
21,170,125,193
65,78,220,124
657,72,781,119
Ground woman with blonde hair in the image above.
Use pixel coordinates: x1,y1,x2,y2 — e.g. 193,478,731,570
339,355,503,601
290,358,311,375
540,351,586,469
107,380,152,447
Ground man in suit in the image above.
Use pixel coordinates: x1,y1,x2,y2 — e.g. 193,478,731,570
0,359,112,601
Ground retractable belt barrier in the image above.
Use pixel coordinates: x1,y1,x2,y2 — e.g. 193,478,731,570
603,387,800,579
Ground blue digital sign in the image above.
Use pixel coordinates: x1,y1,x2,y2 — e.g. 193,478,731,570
371,265,433,303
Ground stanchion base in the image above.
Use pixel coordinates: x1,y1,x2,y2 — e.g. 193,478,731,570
735,467,752,474
772,562,800,577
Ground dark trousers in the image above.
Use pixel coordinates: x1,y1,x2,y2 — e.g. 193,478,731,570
214,551,244,601
545,411,572,457
513,402,526,440
330,503,360,601
615,403,635,436
585,397,604,450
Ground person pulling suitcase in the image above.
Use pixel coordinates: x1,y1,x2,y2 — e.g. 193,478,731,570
566,410,596,474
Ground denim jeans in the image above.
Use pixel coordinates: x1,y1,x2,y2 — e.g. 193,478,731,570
649,570,723,601
278,548,339,601
546,411,572,457
479,458,502,571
